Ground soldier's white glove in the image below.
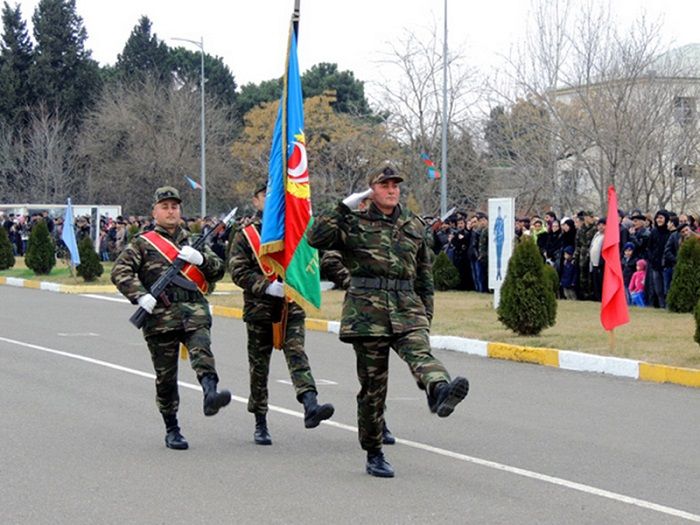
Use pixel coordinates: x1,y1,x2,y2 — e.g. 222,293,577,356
178,245,204,266
342,188,373,210
265,280,285,298
138,293,157,313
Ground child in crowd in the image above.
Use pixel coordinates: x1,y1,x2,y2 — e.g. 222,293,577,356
560,245,578,300
621,242,638,305
629,259,647,307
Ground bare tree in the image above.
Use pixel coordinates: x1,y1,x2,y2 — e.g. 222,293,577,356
371,23,486,214
492,0,700,214
78,77,239,216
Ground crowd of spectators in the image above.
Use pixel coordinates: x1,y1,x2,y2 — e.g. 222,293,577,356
3,205,698,311
430,207,700,309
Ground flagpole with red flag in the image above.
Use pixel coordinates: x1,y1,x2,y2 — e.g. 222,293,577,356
600,185,630,349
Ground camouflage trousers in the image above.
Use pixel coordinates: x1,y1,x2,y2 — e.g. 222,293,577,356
145,327,218,415
246,316,316,415
351,328,450,451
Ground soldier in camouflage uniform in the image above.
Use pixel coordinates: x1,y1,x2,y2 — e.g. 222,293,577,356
574,210,597,300
111,186,231,451
228,184,334,446
308,161,469,478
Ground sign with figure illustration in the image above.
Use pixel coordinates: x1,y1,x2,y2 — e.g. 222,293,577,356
488,198,515,292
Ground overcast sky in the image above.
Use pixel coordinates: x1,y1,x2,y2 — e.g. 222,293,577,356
12,0,700,93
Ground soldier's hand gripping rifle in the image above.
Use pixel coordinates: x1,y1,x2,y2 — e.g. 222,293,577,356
129,207,238,329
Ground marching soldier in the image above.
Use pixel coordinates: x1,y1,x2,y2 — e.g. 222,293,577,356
308,161,469,478
111,186,231,450
228,183,334,446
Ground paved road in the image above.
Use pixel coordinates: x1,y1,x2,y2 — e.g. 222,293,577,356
1,286,699,524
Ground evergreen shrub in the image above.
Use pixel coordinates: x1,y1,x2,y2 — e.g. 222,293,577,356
543,262,560,297
433,251,460,291
694,297,700,347
666,237,700,313
497,236,556,335
76,236,104,281
25,220,55,275
0,227,15,270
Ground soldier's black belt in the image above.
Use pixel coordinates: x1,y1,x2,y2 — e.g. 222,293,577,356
350,277,413,291
165,287,203,303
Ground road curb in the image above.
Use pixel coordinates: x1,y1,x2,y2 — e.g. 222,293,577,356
3,276,699,389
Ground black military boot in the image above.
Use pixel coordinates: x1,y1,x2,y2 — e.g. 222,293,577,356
428,377,469,418
200,374,231,416
162,413,188,450
300,391,334,428
382,422,396,445
254,413,272,445
366,449,394,478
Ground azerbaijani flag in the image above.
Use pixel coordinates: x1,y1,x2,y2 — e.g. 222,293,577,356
259,4,321,311
421,153,441,180
185,175,203,190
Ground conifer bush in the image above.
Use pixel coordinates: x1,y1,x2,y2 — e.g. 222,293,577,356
0,227,15,270
433,251,460,291
497,236,556,335
76,236,104,281
543,262,560,297
666,237,700,313
25,220,55,275
694,297,700,347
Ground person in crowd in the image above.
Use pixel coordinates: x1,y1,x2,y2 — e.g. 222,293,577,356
308,161,469,478
531,217,548,259
589,218,606,301
621,242,638,305
574,210,597,300
629,259,647,307
629,212,651,261
477,213,489,292
450,216,474,290
228,183,335,446
559,218,576,270
646,210,671,308
560,245,578,300
468,214,483,292
544,219,563,271
111,186,232,450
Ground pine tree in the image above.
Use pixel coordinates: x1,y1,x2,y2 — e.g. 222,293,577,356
666,237,700,313
0,226,15,270
30,0,101,127
25,219,55,274
115,16,171,84
76,236,103,281
0,2,35,127
497,236,557,335
433,251,460,291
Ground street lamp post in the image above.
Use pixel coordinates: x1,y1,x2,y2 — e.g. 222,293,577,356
172,36,206,218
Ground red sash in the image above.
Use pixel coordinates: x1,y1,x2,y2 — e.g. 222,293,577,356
141,230,209,293
242,225,277,282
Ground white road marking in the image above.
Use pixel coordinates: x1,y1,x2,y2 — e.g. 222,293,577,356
57,332,100,337
1,334,699,523
277,378,338,386
81,294,130,303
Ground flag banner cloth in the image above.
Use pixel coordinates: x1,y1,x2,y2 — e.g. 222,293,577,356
185,176,203,190
420,153,441,180
259,8,321,312
61,198,81,266
600,185,629,331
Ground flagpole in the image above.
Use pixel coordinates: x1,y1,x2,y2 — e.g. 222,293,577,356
608,329,615,353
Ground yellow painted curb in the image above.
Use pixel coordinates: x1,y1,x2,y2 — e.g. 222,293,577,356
0,276,5,284
305,318,330,332
211,305,243,319
61,284,116,294
488,342,560,367
639,362,700,388
24,279,41,289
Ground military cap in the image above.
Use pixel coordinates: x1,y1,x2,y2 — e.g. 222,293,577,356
368,161,403,185
630,213,646,221
153,186,181,205
253,182,267,196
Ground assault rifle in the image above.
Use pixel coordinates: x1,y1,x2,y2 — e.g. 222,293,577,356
129,207,238,329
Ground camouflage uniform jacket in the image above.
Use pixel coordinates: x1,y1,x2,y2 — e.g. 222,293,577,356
307,201,434,342
111,225,225,336
574,222,596,267
228,217,304,324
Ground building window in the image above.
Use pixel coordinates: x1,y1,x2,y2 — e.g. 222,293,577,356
673,96,696,126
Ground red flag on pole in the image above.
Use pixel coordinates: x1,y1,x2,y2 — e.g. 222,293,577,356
600,185,630,331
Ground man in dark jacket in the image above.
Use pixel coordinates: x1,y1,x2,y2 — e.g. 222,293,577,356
646,210,671,308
